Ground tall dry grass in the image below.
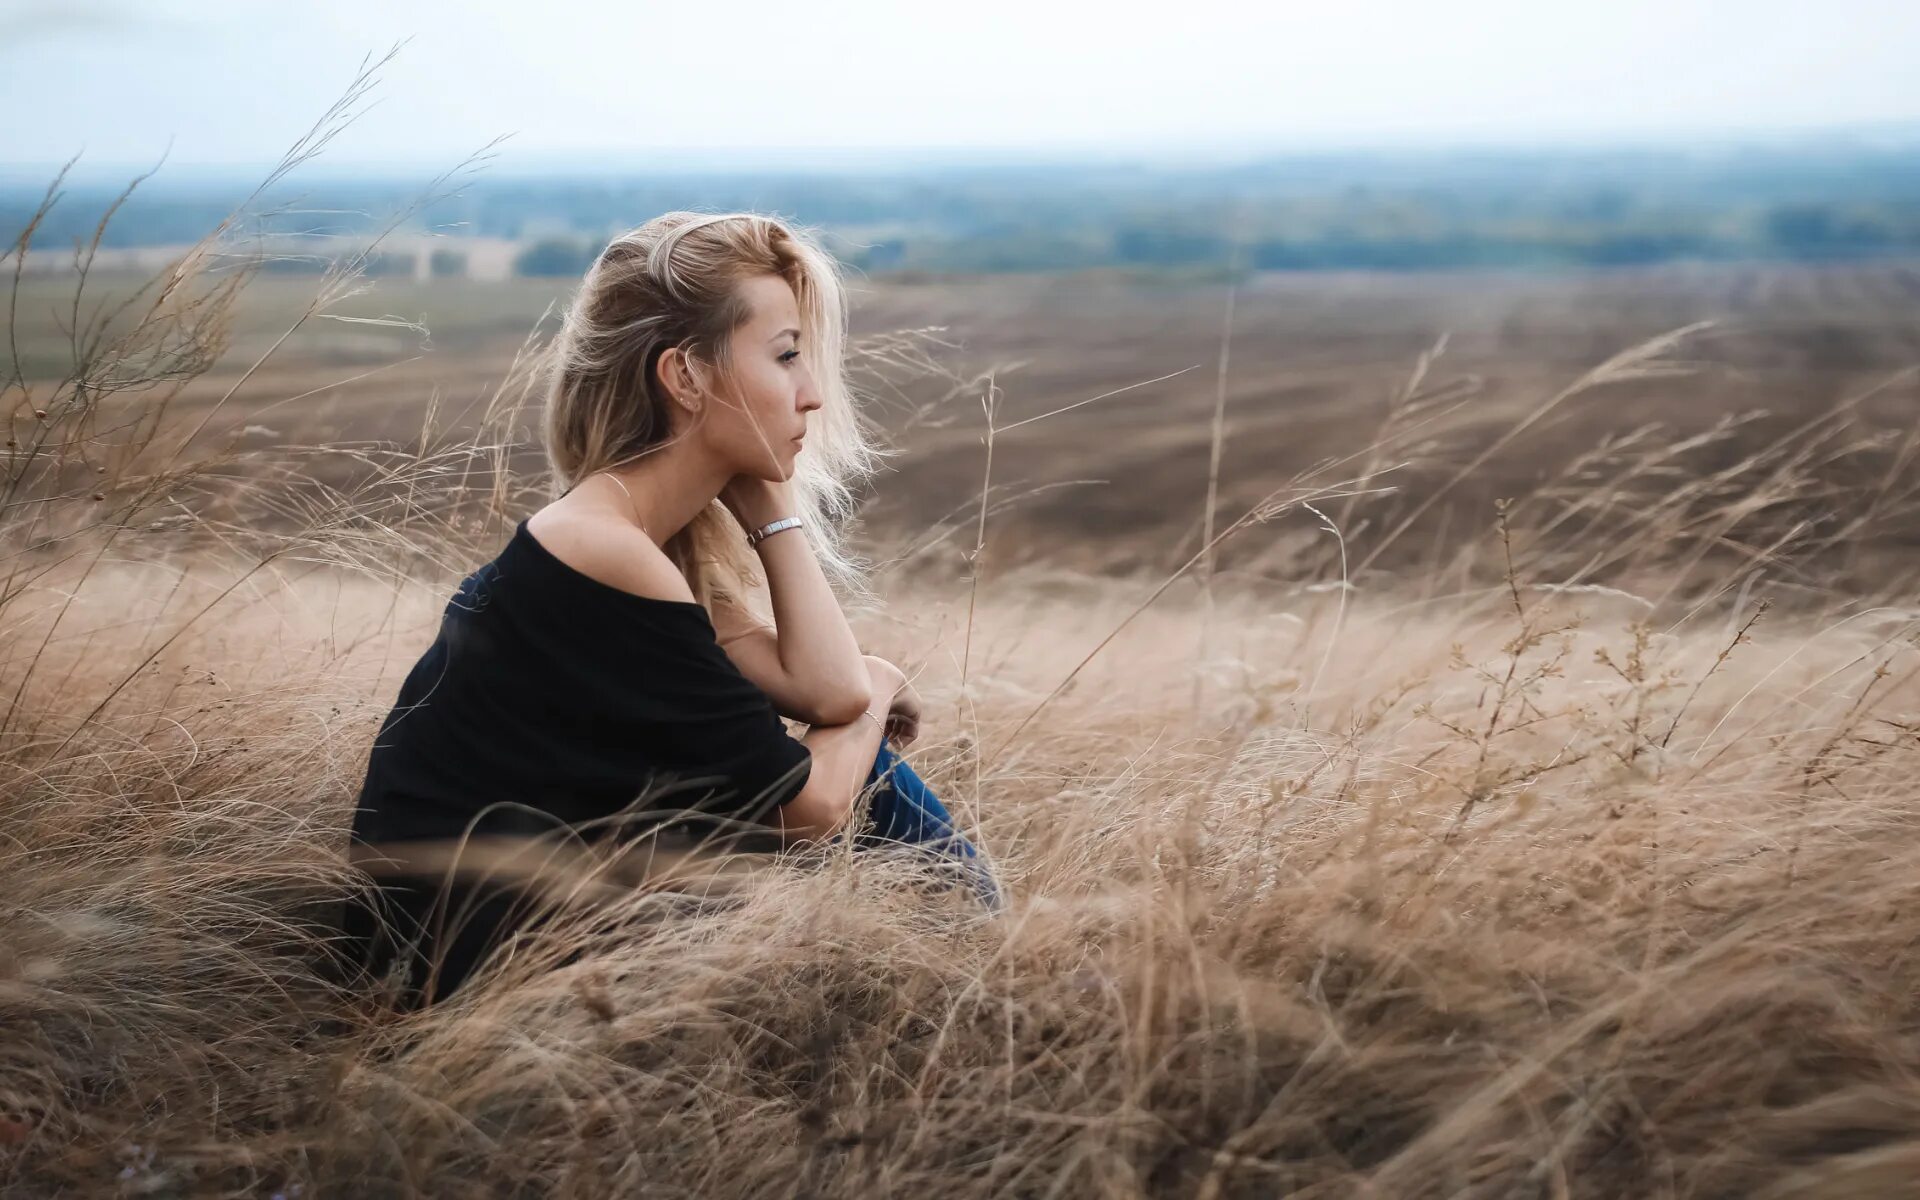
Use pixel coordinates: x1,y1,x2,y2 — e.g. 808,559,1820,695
6,70,1920,1199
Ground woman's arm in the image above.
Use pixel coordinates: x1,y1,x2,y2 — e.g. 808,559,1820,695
711,606,866,727
773,656,903,842
717,477,870,725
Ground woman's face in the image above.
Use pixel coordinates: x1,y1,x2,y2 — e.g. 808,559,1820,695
702,273,822,481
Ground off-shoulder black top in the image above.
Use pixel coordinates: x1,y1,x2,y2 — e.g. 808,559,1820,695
350,518,814,852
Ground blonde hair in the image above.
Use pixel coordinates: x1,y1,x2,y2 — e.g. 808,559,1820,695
542,211,886,620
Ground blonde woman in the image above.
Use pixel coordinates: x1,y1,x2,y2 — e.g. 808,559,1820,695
339,212,1000,1010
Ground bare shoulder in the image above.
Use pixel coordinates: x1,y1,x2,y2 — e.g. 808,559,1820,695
525,505,697,605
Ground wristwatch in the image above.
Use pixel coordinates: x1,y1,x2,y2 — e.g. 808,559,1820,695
747,516,804,548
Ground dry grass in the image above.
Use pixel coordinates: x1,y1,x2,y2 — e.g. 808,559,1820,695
6,77,1920,1200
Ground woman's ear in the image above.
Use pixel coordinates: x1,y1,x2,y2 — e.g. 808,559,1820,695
656,346,706,414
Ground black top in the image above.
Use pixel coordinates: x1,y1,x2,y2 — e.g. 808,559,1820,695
350,518,813,851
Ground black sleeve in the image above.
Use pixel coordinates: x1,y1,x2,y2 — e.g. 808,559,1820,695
636,615,814,817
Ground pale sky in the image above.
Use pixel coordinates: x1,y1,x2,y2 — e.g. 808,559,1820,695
4,0,1918,175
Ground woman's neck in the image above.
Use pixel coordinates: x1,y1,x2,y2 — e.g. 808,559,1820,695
598,444,734,547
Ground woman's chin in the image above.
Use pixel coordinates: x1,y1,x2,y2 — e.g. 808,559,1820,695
734,460,784,484
742,443,800,482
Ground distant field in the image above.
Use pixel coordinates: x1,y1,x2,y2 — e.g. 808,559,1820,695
10,261,1920,580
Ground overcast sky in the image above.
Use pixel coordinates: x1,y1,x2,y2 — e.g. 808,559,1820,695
4,0,1918,176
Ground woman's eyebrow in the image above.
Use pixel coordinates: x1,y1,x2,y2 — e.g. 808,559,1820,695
767,327,801,344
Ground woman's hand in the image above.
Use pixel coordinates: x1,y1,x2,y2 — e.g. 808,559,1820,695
861,654,920,748
719,476,792,532
884,676,922,748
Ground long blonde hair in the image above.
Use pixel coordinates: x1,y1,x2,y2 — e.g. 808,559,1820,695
542,211,886,621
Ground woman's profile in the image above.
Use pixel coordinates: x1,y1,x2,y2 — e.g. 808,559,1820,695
337,211,1001,1010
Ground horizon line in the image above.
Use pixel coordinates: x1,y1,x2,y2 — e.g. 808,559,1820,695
6,117,1920,187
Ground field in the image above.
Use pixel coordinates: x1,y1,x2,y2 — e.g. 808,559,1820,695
10,258,1920,580
4,250,1920,1196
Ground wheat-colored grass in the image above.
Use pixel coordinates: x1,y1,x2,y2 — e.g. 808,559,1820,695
5,546,1917,1197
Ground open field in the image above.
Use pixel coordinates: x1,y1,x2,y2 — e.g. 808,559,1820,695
5,520,1919,1197
4,258,1920,1196
10,259,1920,584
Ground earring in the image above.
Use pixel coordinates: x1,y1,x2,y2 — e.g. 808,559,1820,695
676,376,703,415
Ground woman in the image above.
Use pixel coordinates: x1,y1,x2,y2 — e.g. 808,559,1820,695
338,212,1001,1010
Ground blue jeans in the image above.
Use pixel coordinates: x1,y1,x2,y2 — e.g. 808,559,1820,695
846,741,1003,912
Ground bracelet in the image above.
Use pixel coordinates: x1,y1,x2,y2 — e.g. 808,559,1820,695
858,707,888,735
747,516,804,548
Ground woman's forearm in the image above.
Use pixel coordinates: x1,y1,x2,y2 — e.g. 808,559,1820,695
731,481,868,712
775,659,903,843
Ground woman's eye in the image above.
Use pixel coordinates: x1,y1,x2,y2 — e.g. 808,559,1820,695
779,349,800,366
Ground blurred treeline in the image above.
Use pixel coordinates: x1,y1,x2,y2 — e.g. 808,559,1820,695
8,138,1920,276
